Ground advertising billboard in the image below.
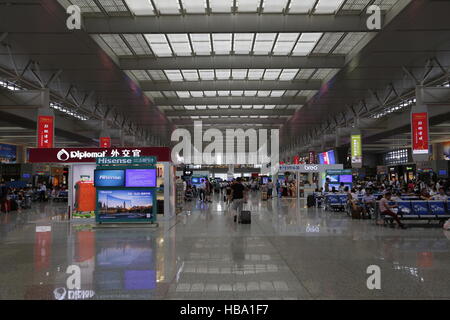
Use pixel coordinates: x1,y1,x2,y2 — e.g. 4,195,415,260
97,190,154,221
37,115,54,148
94,170,125,187
351,134,362,165
411,112,429,154
0,143,17,163
125,169,157,188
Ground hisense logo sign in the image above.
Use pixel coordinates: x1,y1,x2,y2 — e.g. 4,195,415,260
171,121,279,174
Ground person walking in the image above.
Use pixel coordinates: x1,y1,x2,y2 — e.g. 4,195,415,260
231,177,247,223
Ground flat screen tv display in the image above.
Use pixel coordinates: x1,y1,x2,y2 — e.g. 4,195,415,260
125,169,157,188
327,175,339,183
318,153,325,164
94,169,125,187
339,175,353,183
97,190,154,220
327,150,336,164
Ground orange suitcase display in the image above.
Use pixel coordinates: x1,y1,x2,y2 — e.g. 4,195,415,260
74,181,96,213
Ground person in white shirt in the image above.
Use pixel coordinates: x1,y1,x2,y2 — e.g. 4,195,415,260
433,187,448,201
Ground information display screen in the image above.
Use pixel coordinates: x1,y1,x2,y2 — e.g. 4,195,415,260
97,190,154,220
191,177,199,184
318,153,325,164
339,175,353,183
125,169,157,187
327,175,339,182
327,150,336,164
94,170,125,187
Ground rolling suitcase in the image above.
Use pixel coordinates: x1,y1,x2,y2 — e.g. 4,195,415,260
239,210,251,224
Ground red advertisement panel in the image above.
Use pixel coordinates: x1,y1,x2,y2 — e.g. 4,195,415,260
99,137,111,148
293,156,300,164
37,116,54,148
412,112,429,154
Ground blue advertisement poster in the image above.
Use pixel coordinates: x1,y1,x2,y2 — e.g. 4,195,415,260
125,169,157,187
0,143,17,163
94,169,125,187
97,189,154,221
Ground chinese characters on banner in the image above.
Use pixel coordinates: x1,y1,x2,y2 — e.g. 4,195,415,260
412,112,429,154
37,116,54,148
351,134,362,165
99,137,111,148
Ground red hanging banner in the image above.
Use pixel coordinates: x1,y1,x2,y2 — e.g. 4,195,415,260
37,116,54,148
412,112,429,154
99,137,111,148
293,155,300,164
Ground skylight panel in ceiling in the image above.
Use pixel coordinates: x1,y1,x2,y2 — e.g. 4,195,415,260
296,69,316,79
263,69,282,80
176,91,191,98
342,0,372,11
264,105,275,109
97,0,127,13
199,69,215,80
230,105,241,109
263,0,288,13
247,69,264,80
219,105,230,109
181,0,205,13
257,90,271,97
209,0,233,12
244,91,257,97
288,0,316,13
144,34,172,56
153,0,180,13
312,32,344,54
208,105,219,109
124,0,155,15
122,34,153,55
148,70,167,81
190,91,204,97
146,91,164,98
191,116,199,119
237,0,259,12
374,0,398,11
69,0,102,13
287,104,303,109
165,70,183,81
100,34,132,56
232,69,248,79
242,105,253,109
204,91,217,97
253,33,277,55
279,69,299,80
130,70,151,81
253,105,264,109
185,105,196,110
215,69,231,79
218,91,230,96
191,34,212,55
163,91,177,98
167,34,192,56
284,90,298,96
292,33,322,56
200,116,209,119
196,105,207,109
272,33,299,55
333,32,366,54
233,33,254,54
173,106,185,111
231,91,244,96
181,69,199,81
314,0,345,13
300,90,319,99
270,90,286,97
212,33,232,54
250,115,258,118
310,68,333,79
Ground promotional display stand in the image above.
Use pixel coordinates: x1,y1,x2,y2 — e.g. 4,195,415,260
94,157,158,224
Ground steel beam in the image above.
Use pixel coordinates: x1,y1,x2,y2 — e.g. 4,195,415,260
139,80,322,91
153,96,306,105
165,109,295,117
120,56,345,70
83,14,377,34
172,118,285,125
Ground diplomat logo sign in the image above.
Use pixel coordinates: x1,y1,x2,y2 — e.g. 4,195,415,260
56,149,70,161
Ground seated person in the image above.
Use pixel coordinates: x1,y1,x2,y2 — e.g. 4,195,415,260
419,188,432,200
362,189,376,217
379,192,406,229
433,187,448,201
390,191,402,202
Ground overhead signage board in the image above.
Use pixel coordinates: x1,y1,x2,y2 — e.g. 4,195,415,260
279,164,343,172
96,156,157,165
28,147,170,163
351,134,362,167
99,137,111,148
411,112,429,154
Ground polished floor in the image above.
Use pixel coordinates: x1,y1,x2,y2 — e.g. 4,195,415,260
0,192,449,300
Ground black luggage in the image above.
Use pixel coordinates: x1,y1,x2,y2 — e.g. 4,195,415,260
307,195,315,208
239,210,251,224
